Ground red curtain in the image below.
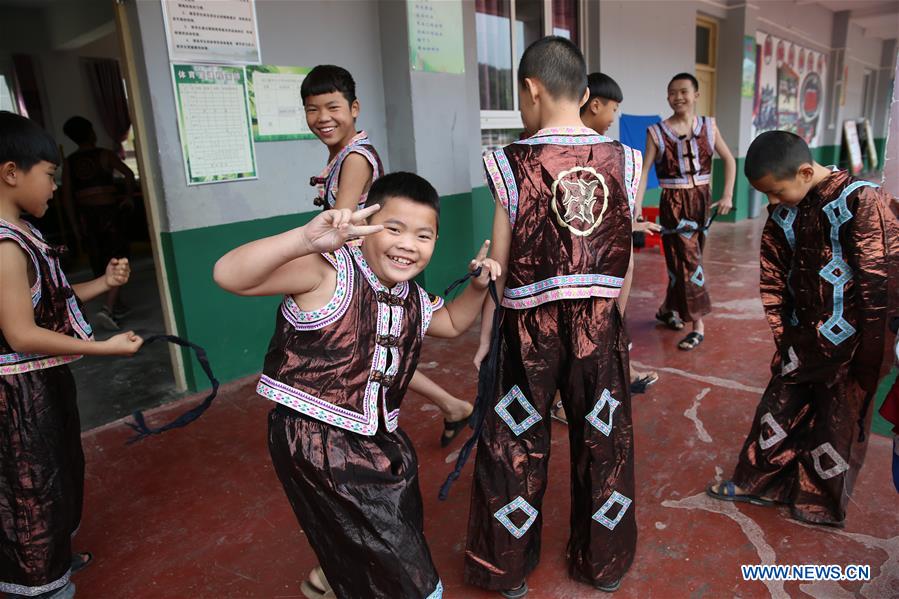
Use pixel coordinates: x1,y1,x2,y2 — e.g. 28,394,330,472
84,58,131,157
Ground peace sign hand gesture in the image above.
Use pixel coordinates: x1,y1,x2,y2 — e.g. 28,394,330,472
300,205,384,255
468,240,502,290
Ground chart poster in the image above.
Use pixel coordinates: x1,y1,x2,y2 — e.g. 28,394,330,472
843,120,863,175
408,0,465,74
246,65,314,141
162,0,261,64
742,35,756,98
752,31,828,147
172,64,257,185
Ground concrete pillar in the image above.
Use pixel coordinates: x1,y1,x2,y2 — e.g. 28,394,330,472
377,0,483,292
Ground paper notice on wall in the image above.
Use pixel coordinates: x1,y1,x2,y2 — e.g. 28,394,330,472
162,0,261,64
408,0,465,74
172,64,257,185
843,120,863,175
246,65,315,142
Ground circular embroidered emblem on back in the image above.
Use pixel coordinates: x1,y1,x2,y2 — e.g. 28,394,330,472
550,166,609,237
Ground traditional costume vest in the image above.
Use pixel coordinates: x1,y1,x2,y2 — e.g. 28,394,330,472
483,126,641,309
257,246,443,435
311,131,383,209
648,116,715,189
0,220,93,375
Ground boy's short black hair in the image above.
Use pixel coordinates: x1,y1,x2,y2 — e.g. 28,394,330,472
364,172,440,228
62,116,94,144
669,72,699,91
518,36,587,102
0,111,59,171
301,65,357,106
581,72,623,114
745,130,813,181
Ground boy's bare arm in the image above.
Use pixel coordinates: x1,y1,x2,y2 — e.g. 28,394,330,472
712,123,736,215
634,132,658,219
0,243,142,356
427,240,501,339
214,205,382,297
72,258,130,303
332,153,373,211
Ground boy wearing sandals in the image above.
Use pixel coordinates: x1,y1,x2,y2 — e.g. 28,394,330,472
466,38,641,596
215,173,499,598
708,131,899,526
633,73,736,351
551,72,660,424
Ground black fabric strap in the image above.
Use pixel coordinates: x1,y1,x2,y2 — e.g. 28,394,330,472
439,269,502,501
125,334,219,444
659,206,719,236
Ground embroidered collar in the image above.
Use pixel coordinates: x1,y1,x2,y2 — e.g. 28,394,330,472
659,116,703,142
809,169,851,204
316,131,371,182
348,245,409,299
0,218,50,250
531,126,598,137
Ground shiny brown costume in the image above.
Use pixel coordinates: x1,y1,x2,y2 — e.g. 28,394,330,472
732,171,899,525
466,127,642,590
0,220,93,596
648,116,716,322
311,131,383,210
258,246,444,598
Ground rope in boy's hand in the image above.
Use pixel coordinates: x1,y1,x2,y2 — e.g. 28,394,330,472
659,206,720,236
124,334,219,444
439,270,502,501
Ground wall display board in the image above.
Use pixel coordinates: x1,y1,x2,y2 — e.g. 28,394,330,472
246,65,314,141
172,64,257,185
162,0,261,64
752,32,828,147
843,119,863,175
407,0,465,74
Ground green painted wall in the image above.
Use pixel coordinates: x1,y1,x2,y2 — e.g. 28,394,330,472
162,189,487,390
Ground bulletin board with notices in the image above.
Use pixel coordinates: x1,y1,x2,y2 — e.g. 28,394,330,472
407,0,465,74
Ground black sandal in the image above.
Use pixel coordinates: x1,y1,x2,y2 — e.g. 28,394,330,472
71,552,92,574
655,310,684,330
440,417,469,448
501,582,528,598
706,481,775,506
630,372,659,394
678,331,704,350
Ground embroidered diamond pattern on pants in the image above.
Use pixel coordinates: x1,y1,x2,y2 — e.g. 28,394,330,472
592,491,632,531
494,496,538,539
690,265,705,287
678,219,698,239
782,346,799,375
585,389,620,436
758,412,788,450
810,442,849,480
495,385,541,436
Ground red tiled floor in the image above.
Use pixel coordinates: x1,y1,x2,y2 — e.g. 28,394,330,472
73,218,898,598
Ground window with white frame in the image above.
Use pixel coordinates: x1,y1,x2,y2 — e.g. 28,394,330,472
476,0,581,146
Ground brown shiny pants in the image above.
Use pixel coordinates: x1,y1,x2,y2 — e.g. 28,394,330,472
465,299,636,590
732,372,872,526
0,366,83,596
659,186,712,323
269,407,442,598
